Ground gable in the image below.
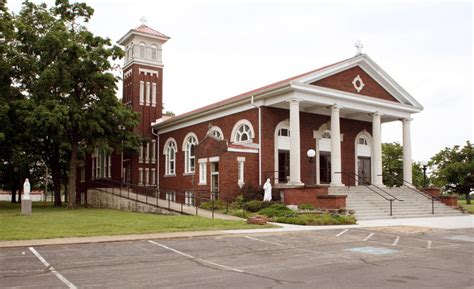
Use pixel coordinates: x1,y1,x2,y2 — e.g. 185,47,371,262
310,66,400,103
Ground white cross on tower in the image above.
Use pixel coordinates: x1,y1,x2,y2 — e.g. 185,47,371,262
140,16,147,25
354,40,363,55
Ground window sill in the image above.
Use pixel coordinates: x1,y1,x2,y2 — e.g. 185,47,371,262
164,174,176,178
198,182,207,186
183,172,195,176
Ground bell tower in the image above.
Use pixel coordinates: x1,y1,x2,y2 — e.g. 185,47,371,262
118,22,170,185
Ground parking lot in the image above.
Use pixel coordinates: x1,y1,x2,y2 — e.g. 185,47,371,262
1,227,473,289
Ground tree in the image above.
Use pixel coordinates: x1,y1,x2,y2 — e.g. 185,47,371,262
382,142,426,187
11,0,140,208
430,141,474,204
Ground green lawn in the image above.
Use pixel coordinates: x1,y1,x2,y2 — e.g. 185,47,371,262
458,200,474,214
0,202,273,241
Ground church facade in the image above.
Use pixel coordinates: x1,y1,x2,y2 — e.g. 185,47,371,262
82,24,423,206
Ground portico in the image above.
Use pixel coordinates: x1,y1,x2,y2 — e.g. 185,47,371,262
265,54,422,188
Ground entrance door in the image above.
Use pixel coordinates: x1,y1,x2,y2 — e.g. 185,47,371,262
357,157,371,185
211,162,219,199
278,150,290,183
319,153,331,184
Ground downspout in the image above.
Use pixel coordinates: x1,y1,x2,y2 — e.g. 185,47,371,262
251,95,262,186
151,128,159,188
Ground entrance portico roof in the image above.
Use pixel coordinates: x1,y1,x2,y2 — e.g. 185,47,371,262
154,54,423,132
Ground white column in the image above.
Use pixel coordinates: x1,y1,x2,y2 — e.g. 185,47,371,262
288,99,303,185
330,105,343,186
372,112,383,186
402,118,413,184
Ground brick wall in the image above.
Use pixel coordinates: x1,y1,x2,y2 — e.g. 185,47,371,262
312,66,399,103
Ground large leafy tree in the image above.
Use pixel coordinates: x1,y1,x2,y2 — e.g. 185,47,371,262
11,0,140,208
382,142,426,188
430,141,474,204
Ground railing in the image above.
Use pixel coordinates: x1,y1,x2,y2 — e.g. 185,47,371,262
382,175,438,214
87,179,246,219
264,170,288,183
336,172,403,216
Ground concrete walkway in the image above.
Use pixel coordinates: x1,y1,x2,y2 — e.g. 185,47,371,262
1,215,471,248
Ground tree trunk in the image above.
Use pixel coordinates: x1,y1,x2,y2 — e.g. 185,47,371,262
67,142,78,208
51,146,62,207
466,192,471,205
11,188,17,203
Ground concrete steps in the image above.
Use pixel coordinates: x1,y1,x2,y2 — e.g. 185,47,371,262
330,186,463,220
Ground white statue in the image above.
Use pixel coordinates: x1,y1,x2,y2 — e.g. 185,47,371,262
263,178,272,202
23,178,31,200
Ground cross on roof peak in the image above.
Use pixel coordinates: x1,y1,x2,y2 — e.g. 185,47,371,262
140,16,147,25
354,40,363,55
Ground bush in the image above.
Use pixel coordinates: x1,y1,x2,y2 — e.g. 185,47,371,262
241,184,264,201
258,204,296,218
271,213,356,226
200,200,225,210
298,204,315,211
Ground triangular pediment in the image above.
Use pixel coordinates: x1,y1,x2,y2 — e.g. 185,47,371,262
311,65,400,103
293,55,423,109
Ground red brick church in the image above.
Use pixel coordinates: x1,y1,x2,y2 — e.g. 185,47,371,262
81,24,423,207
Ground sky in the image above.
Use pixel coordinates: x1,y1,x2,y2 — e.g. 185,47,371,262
7,0,473,162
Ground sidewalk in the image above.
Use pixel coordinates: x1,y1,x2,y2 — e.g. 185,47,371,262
1,215,472,248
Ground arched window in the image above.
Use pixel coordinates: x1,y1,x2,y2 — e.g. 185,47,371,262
231,120,254,143
151,44,158,60
163,138,177,175
208,126,224,140
183,133,198,173
139,42,146,58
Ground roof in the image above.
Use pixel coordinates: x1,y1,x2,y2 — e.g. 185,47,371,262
156,56,355,127
117,24,170,45
133,25,170,39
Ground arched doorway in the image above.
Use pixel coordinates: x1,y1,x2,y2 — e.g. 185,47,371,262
315,123,332,185
355,130,373,185
274,120,290,183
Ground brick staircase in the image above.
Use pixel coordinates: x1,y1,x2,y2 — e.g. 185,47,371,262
330,186,463,220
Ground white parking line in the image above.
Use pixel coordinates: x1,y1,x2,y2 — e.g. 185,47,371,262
427,240,432,249
244,236,352,260
363,233,375,241
29,247,77,289
336,229,349,237
244,236,284,246
392,236,400,246
148,240,244,273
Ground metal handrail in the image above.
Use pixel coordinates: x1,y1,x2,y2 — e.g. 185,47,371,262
335,172,402,216
382,175,438,214
87,179,245,219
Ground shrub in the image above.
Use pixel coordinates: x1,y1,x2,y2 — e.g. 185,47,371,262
298,204,315,211
274,216,307,225
200,200,225,210
243,200,269,212
258,204,296,218
233,195,245,209
241,184,264,201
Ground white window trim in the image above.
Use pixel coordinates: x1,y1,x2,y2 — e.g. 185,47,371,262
139,168,143,185
146,82,151,105
151,139,156,163
166,191,176,202
145,168,149,186
139,145,143,163
198,158,207,185
145,142,150,163
163,138,177,176
185,191,195,206
231,119,255,143
182,132,198,174
208,125,224,140
139,81,144,105
237,157,245,188
151,168,156,185
152,83,157,107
